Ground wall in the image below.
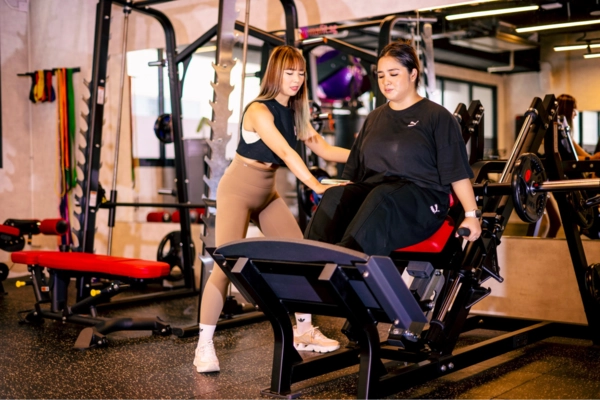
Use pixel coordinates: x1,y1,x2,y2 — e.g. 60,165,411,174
1,0,459,264
435,63,509,156
0,0,99,264
503,29,600,154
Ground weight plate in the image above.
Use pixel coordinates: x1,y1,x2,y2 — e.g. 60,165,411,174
154,113,173,144
566,190,595,229
0,263,9,281
511,153,548,224
157,231,195,282
585,263,600,304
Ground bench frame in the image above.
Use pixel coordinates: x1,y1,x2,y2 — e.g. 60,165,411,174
14,251,172,349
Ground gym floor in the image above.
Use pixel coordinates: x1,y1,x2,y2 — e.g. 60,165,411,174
1,275,600,399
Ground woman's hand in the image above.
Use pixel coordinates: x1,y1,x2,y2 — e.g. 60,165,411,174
312,181,350,195
456,217,482,241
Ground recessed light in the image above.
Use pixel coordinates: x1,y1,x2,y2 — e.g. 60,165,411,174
446,5,539,21
517,19,600,33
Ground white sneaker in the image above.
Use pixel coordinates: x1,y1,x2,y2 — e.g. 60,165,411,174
194,340,220,373
293,326,340,353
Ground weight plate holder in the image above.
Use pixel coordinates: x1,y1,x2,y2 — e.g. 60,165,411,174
511,153,548,224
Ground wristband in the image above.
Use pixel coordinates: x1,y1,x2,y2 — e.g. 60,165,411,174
465,209,482,218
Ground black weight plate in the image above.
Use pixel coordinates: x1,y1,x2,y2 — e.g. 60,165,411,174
0,263,9,281
566,190,594,229
157,231,195,281
154,113,173,144
511,153,548,224
585,263,600,304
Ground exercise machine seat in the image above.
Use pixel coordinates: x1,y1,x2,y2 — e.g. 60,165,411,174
393,216,455,253
11,251,170,279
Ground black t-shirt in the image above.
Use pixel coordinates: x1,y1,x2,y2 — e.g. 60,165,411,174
342,98,473,193
236,99,297,165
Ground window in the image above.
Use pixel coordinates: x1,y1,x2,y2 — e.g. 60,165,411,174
576,111,600,154
428,77,498,158
127,47,262,163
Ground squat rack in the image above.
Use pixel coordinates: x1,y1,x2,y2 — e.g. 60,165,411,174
77,0,297,308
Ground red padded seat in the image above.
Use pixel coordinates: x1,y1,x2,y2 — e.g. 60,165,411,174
394,216,455,254
0,225,20,237
11,251,170,279
394,193,458,254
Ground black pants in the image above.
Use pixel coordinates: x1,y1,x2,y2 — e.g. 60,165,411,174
304,180,449,256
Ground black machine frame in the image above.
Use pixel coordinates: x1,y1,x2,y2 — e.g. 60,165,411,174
209,95,600,399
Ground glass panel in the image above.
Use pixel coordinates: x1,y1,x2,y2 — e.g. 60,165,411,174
127,49,161,159
472,86,494,140
581,111,599,148
442,80,469,113
572,112,581,143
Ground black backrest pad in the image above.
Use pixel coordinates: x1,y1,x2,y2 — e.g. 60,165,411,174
216,239,427,329
216,238,369,265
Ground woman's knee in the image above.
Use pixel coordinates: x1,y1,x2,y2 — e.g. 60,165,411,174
206,266,230,293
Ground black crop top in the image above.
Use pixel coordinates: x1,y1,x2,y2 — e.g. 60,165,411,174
236,99,297,165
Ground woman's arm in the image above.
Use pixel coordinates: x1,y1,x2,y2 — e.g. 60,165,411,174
245,103,331,194
303,125,351,163
573,141,592,159
451,178,482,241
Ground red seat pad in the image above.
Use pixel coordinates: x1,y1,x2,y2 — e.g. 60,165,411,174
394,217,455,254
12,251,170,279
11,250,53,265
0,225,20,237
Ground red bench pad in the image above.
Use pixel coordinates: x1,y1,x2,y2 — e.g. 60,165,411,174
11,250,50,265
394,216,455,254
11,251,170,279
0,225,20,237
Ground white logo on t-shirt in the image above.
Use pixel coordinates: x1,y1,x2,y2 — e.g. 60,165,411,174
408,120,419,127
430,204,440,214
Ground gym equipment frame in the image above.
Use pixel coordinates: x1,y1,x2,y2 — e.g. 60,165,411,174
208,95,600,399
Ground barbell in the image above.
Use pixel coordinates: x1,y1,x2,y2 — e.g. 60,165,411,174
474,153,600,225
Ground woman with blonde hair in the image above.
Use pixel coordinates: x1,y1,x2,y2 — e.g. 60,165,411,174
194,45,350,373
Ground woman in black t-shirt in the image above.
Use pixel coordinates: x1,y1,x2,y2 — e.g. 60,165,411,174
194,45,350,374
305,41,482,255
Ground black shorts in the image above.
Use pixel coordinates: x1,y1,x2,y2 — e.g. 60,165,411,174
304,180,449,256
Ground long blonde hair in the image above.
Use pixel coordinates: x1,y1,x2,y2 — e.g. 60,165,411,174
254,45,311,140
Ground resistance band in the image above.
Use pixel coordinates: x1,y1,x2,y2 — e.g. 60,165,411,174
55,68,77,246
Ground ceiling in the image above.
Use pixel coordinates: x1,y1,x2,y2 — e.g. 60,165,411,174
333,1,600,73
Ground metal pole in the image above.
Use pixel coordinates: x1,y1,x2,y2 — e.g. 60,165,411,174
107,3,132,255
536,179,600,192
238,0,251,126
498,114,534,183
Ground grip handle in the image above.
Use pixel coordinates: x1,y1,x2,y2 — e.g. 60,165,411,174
457,227,471,237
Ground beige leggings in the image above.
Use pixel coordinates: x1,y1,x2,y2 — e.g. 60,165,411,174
200,154,302,325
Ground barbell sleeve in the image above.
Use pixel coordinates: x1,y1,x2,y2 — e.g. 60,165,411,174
534,179,600,192
474,179,600,197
